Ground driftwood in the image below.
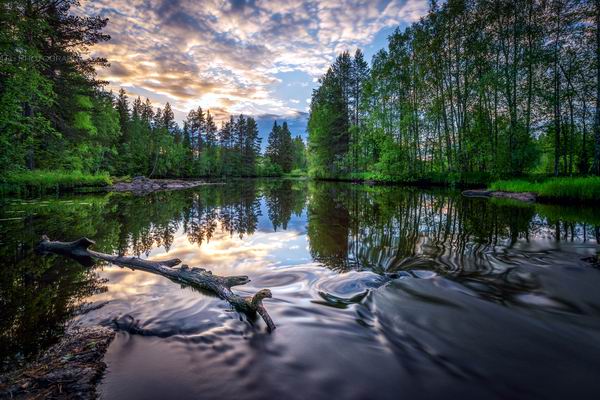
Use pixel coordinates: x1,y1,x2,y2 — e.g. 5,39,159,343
37,236,275,331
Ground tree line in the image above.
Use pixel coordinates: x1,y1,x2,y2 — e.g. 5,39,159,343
0,0,306,178
308,0,600,181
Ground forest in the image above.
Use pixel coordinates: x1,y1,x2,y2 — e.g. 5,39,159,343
308,0,600,184
0,1,305,180
2,0,600,198
4,2,600,399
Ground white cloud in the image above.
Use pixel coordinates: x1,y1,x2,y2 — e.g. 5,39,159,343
83,0,429,121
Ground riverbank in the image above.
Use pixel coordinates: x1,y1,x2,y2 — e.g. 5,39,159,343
313,172,600,203
312,171,494,187
3,170,599,203
1,170,112,195
487,177,600,203
0,170,294,195
0,325,114,399
0,171,214,195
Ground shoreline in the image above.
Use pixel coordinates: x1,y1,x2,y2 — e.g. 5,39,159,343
310,175,600,204
0,325,115,400
2,172,599,204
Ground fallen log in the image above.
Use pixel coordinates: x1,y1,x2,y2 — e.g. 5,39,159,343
37,235,275,331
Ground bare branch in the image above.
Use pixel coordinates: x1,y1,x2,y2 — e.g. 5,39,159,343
37,236,276,331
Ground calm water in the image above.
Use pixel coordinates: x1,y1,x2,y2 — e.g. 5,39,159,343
2,180,600,399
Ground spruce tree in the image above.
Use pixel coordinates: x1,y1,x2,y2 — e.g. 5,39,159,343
266,121,281,165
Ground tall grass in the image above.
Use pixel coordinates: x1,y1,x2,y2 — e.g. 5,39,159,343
1,170,112,195
489,177,600,201
335,171,492,186
283,169,308,178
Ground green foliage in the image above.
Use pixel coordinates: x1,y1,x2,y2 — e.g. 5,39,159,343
489,177,600,201
284,169,307,178
308,55,351,178
0,2,269,180
1,170,112,195
0,0,112,175
307,0,600,182
266,121,294,173
256,157,283,177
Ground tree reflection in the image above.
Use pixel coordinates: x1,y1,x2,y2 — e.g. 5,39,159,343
263,180,306,231
0,199,108,367
306,183,600,273
1,181,598,365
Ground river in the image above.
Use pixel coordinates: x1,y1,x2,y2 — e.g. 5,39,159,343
1,180,600,399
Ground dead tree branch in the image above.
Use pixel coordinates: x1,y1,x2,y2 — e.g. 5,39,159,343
37,236,276,331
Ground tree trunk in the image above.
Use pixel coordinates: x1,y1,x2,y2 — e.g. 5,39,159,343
594,0,600,175
37,236,276,331
553,4,562,176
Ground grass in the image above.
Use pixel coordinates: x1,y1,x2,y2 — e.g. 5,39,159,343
283,169,308,178
489,177,600,202
324,171,493,187
1,170,112,195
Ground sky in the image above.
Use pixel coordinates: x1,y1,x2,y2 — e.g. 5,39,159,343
83,0,430,140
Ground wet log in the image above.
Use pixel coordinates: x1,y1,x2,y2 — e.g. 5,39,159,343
37,235,276,331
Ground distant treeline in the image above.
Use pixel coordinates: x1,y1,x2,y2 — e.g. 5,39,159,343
0,1,305,178
308,0,600,182
113,90,306,177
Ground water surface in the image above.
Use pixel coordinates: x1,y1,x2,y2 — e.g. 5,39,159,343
1,180,600,399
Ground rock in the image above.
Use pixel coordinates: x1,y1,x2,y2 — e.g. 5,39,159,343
462,189,536,203
462,189,493,198
490,191,537,202
107,178,218,194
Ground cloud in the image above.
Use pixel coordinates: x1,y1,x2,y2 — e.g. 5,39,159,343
82,0,429,122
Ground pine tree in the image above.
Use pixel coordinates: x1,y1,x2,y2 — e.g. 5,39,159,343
205,111,217,147
266,121,281,165
183,121,193,176
115,88,130,141
131,97,143,121
243,116,261,175
219,118,234,176
162,102,176,133
280,122,293,173
351,49,369,126
195,107,206,152
141,98,154,127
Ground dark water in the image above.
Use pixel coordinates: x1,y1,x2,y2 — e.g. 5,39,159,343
2,180,600,399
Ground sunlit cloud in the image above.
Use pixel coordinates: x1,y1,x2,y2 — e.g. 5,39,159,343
82,0,429,122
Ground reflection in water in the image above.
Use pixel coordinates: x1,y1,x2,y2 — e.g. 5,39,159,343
308,182,599,273
0,197,108,365
1,181,600,399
